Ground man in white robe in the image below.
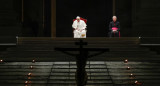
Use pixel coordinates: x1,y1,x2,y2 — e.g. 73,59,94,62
72,16,87,38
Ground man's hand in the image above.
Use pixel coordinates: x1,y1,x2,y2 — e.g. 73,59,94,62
113,30,118,32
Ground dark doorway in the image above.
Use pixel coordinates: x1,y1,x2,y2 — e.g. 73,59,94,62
56,0,113,37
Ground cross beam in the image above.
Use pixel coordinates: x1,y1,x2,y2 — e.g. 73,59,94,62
55,40,109,86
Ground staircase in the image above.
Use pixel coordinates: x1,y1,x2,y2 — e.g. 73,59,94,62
0,61,160,86
0,37,160,86
1,37,160,62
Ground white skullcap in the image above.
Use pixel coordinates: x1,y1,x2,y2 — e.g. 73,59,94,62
76,16,80,19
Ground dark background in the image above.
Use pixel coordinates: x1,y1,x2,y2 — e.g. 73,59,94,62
0,0,160,38
56,0,113,37
0,0,160,53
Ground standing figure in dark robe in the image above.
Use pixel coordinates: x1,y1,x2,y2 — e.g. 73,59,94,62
109,16,120,37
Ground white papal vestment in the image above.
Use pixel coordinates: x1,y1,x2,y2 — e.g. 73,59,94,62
72,20,87,38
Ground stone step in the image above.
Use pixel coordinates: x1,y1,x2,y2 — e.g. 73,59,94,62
0,79,113,84
18,42,138,45
0,84,113,86
18,39,139,42
18,44,139,47
4,48,151,53
0,67,159,72
0,64,159,69
1,61,160,65
2,47,150,51
5,50,153,54
1,72,158,76
17,37,139,41
4,52,157,57
0,62,160,85
140,37,160,44
0,64,160,68
0,76,112,80
0,79,160,85
2,56,160,62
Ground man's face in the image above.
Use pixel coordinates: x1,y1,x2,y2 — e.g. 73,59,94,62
113,17,117,22
77,18,80,22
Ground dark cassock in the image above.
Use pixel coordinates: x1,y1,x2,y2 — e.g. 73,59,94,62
109,21,120,37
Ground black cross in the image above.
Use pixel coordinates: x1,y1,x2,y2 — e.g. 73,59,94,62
75,40,88,48
55,40,109,86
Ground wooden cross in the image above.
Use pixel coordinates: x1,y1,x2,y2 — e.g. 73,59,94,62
55,40,109,86
75,40,87,48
